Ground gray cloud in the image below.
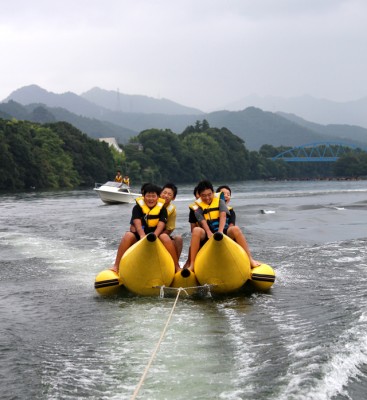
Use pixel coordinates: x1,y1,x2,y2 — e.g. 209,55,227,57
1,0,366,111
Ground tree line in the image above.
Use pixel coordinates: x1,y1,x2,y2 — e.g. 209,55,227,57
1,118,366,191
0,119,114,190
122,120,367,184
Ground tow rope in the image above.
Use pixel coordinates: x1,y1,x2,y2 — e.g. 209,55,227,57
130,287,183,399
130,284,215,399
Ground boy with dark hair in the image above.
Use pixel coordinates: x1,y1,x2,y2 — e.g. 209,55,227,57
188,185,200,231
122,175,130,186
187,180,260,271
159,182,182,272
111,183,172,273
216,185,235,227
114,170,123,183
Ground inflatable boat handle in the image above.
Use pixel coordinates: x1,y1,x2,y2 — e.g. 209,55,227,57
213,232,224,241
146,232,157,242
180,268,191,278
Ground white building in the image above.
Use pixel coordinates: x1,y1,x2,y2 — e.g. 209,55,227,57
98,137,123,153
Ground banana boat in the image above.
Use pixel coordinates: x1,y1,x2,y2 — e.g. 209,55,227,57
170,268,199,296
194,232,251,294
94,269,124,296
249,263,276,291
95,232,275,296
119,232,175,296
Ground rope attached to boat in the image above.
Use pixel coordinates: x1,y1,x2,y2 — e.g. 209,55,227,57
130,287,183,400
130,283,217,399
158,283,216,298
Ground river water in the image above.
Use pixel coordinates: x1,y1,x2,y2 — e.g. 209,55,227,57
1,180,366,400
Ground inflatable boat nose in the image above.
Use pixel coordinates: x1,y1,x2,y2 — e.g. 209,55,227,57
181,268,191,278
146,232,157,242
213,232,224,241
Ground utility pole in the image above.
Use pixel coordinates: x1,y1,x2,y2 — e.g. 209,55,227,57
116,88,121,112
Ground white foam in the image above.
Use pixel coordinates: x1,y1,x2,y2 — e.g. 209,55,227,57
298,317,367,399
271,304,367,400
1,231,113,275
214,302,264,397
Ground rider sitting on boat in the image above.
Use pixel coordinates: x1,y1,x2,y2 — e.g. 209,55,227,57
114,170,123,183
187,180,260,272
159,183,183,271
122,175,130,186
216,185,236,227
181,185,200,269
111,183,179,273
129,182,182,272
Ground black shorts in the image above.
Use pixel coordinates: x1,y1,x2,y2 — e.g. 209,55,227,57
199,236,208,249
132,231,140,241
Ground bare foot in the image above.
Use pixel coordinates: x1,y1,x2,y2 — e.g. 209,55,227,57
250,259,262,268
110,265,118,273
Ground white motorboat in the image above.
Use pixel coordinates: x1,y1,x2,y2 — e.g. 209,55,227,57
94,181,140,204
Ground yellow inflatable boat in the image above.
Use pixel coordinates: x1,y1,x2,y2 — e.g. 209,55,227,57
95,232,275,297
120,232,175,296
194,232,251,294
95,233,175,297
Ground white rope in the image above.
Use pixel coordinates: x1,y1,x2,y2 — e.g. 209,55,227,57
130,283,218,398
155,283,216,292
130,288,183,400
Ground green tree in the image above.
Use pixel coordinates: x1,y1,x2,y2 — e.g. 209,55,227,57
32,126,79,188
47,122,115,185
334,152,367,177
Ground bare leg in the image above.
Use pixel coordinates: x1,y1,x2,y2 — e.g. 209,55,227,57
160,233,181,272
173,235,183,260
111,232,137,273
188,227,206,272
227,226,261,268
182,247,191,269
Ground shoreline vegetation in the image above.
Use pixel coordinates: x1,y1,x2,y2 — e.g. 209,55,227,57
1,118,367,191
264,176,366,181
1,176,366,196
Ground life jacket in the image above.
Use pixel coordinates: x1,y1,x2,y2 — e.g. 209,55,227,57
135,197,165,228
122,177,130,185
226,205,233,225
115,175,122,183
189,202,199,212
195,193,228,232
166,203,176,217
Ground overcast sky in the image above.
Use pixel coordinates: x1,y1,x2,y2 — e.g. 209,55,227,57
1,0,366,111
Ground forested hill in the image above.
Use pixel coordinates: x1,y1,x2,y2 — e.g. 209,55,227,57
1,118,367,191
0,119,115,190
0,100,136,144
1,101,367,152
3,85,367,150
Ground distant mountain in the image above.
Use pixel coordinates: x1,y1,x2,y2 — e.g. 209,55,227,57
81,87,203,115
4,84,108,119
0,100,30,120
278,112,367,146
224,94,367,129
204,107,358,150
3,84,203,117
0,100,136,143
2,85,367,150
0,109,11,119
